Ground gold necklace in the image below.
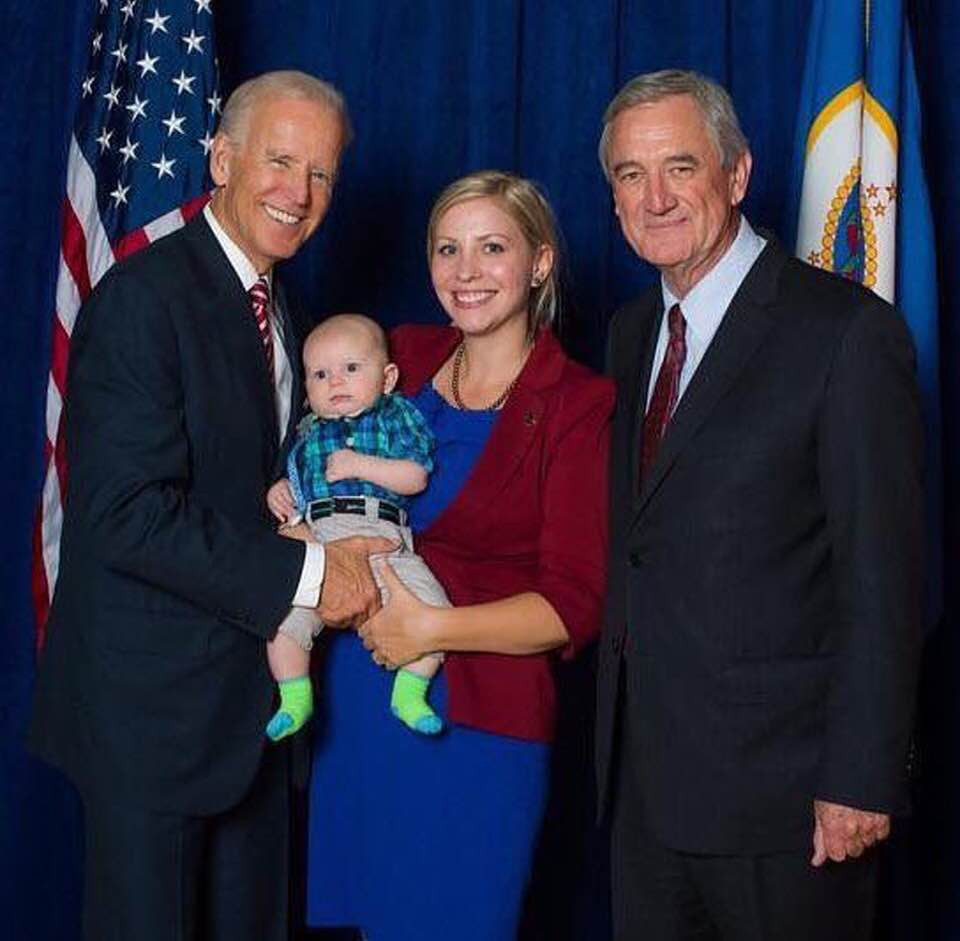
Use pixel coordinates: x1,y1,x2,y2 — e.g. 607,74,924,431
450,343,522,411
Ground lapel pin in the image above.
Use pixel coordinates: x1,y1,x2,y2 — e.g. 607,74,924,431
523,410,537,427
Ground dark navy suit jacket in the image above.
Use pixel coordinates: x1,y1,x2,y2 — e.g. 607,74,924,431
596,239,925,854
30,214,307,815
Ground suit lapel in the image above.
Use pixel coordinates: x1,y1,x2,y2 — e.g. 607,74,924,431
186,217,280,456
636,240,786,513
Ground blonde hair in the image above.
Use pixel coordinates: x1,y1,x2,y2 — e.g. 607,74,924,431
426,171,560,338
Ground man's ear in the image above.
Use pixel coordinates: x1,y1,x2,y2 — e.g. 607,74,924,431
209,133,232,188
383,362,399,394
729,149,753,207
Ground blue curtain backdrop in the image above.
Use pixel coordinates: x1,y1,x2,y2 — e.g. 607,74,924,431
2,2,957,939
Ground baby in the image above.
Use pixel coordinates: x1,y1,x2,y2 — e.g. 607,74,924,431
264,314,448,741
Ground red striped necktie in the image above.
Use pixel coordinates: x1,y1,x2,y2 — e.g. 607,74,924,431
640,303,687,480
249,277,274,376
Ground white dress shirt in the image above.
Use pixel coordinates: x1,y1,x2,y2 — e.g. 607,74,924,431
645,216,767,412
203,203,324,607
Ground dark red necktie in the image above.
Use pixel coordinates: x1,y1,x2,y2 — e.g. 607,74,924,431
249,277,274,376
640,303,687,479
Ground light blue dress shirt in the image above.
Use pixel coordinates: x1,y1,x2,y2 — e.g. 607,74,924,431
645,216,767,411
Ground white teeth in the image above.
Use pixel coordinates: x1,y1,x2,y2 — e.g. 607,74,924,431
454,291,494,303
264,205,301,225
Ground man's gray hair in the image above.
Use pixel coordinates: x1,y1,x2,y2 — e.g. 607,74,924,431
598,69,748,178
217,70,353,147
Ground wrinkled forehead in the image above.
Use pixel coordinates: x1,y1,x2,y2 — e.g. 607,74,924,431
241,91,341,138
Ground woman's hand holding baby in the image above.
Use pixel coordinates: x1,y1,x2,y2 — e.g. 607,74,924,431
358,563,438,669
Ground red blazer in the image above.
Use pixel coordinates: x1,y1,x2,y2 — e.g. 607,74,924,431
390,324,615,742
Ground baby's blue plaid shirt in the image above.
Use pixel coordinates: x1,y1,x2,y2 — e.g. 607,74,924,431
287,392,435,510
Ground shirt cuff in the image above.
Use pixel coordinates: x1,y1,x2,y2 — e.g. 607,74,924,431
292,541,325,607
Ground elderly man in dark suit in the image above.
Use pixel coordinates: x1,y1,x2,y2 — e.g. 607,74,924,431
595,69,924,941
29,71,391,941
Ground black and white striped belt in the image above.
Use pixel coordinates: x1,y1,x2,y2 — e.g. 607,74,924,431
307,496,405,526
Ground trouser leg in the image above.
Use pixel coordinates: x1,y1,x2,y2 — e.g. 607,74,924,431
81,791,203,941
691,845,878,941
203,741,291,941
81,744,290,941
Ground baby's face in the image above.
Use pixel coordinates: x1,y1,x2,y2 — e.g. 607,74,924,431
303,327,393,419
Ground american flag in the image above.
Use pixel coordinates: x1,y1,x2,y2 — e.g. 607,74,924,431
33,0,220,649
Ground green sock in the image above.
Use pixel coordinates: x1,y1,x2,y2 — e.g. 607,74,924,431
265,676,313,741
390,668,443,736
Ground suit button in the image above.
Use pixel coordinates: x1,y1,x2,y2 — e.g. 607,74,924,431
628,551,643,567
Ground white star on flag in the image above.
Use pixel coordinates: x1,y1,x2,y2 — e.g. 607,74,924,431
95,128,114,152
125,94,149,121
181,29,205,54
162,108,187,136
110,181,131,206
121,0,137,22
198,130,214,154
171,69,196,95
194,0,212,12
103,84,121,109
151,152,177,179
207,90,222,114
119,137,140,163
82,76,95,96
136,51,160,77
110,40,128,64
146,9,170,34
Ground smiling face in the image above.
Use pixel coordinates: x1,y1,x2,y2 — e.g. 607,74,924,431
607,94,751,296
303,316,398,420
209,93,344,273
429,196,553,340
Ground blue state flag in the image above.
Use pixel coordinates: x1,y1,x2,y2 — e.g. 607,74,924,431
793,0,942,618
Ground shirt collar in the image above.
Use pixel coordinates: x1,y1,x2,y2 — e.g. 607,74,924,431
203,202,272,294
660,216,766,342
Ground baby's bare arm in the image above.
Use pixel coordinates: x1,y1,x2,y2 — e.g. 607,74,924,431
325,449,427,495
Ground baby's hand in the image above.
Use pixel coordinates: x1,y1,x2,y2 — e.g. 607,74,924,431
325,448,362,483
267,478,297,523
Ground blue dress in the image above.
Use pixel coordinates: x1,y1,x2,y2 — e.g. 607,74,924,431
305,384,551,941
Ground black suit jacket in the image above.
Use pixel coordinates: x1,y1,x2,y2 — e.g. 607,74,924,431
596,238,924,855
30,214,307,815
